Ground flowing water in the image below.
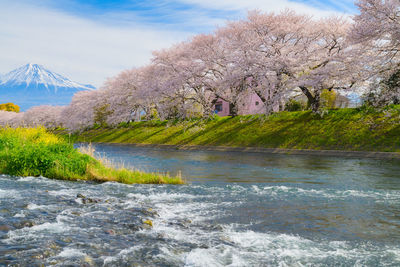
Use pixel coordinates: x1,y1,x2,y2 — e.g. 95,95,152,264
1,143,400,266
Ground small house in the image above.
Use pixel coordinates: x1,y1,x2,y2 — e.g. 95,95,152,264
213,93,279,116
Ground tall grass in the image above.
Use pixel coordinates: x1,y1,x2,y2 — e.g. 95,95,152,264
0,127,184,184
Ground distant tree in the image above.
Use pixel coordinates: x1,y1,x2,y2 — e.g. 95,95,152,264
0,110,22,126
60,90,107,131
0,105,65,128
22,105,65,129
0,103,20,113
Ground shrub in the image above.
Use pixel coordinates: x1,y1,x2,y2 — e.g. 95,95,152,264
118,121,129,128
320,89,337,109
356,103,378,114
0,103,20,113
285,99,304,112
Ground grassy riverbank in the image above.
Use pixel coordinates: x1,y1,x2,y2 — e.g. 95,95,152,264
0,127,184,184
71,106,400,152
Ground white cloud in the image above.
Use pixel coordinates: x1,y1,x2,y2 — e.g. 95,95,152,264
0,1,191,87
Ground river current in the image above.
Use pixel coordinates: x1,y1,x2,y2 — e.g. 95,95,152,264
1,143,400,266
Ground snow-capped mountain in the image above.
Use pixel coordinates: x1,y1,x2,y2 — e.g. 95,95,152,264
0,63,95,91
0,63,95,111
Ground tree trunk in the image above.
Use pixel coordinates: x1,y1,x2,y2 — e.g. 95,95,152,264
299,86,320,113
310,92,320,113
229,102,239,117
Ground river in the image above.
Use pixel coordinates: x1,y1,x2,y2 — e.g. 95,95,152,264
1,143,400,266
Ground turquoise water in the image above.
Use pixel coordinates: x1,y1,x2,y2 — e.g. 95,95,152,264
0,143,400,266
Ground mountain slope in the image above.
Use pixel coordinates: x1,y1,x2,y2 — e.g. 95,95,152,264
0,64,95,111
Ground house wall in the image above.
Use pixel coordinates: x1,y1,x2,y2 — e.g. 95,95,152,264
214,99,231,116
213,93,281,117
242,94,280,115
242,94,265,115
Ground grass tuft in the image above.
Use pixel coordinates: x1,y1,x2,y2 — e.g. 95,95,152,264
0,127,184,184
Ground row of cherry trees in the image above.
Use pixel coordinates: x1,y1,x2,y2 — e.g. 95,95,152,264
0,0,399,131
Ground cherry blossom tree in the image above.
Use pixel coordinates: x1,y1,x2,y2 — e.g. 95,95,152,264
0,110,22,127
61,89,108,132
352,0,400,106
210,22,259,116
0,106,65,128
352,0,400,65
242,10,315,113
294,16,358,112
22,105,65,129
152,39,218,118
103,67,150,123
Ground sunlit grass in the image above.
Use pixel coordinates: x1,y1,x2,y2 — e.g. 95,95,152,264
70,106,400,152
79,143,184,184
85,163,184,184
0,127,184,184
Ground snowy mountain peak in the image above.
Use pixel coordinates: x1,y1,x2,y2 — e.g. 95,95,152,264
0,63,95,90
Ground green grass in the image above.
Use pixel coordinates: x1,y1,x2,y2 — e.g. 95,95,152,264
0,127,184,184
69,106,400,152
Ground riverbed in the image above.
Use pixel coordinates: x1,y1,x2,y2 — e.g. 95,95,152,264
1,143,400,266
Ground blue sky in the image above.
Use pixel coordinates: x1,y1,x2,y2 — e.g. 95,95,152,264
0,0,357,87
42,0,357,32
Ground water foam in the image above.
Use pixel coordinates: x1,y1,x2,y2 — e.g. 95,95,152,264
0,189,20,199
6,221,72,244
250,185,400,203
126,185,400,266
26,203,50,210
102,245,144,265
57,248,88,258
